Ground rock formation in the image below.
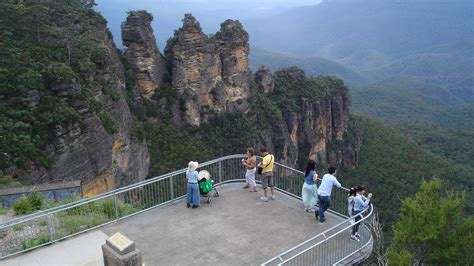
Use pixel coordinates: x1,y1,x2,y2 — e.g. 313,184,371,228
121,12,358,169
253,68,358,169
122,11,167,98
163,14,251,126
254,66,275,93
8,20,150,196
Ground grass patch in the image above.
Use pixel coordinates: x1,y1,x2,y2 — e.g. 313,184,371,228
21,234,49,250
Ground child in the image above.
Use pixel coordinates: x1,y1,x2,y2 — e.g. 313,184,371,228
347,187,356,224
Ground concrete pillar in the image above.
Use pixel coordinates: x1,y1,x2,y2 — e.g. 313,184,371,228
102,232,142,266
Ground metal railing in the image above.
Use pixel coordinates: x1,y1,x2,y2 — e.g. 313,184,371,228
261,205,374,265
0,154,373,264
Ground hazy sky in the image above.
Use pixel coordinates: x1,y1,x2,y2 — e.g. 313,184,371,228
95,0,320,49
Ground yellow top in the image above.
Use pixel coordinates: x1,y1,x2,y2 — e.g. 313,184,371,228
262,154,274,173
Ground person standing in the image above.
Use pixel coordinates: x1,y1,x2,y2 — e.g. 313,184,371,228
351,186,372,241
348,187,357,224
315,167,341,223
302,160,318,212
186,161,201,209
242,148,257,192
258,148,275,202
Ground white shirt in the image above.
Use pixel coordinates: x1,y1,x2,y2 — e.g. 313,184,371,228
317,174,341,196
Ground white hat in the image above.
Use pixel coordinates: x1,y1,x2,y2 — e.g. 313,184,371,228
188,161,199,171
198,170,210,180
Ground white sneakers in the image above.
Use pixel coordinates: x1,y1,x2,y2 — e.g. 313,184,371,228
260,195,275,202
350,234,361,242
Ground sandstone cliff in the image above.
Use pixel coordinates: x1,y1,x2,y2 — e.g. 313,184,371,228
6,19,150,196
164,14,251,126
122,11,167,99
122,12,359,169
254,68,359,168
121,13,251,126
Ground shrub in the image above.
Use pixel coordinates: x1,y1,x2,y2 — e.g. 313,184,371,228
27,192,43,210
13,198,34,215
98,111,118,134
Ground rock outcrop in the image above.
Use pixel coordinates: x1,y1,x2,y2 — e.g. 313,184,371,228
163,14,251,126
121,12,359,169
8,21,150,195
122,11,167,98
254,66,275,93
254,69,358,169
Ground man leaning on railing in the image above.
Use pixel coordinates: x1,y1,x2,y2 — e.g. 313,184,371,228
315,167,341,223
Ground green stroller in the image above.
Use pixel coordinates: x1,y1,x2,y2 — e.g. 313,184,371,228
198,170,219,203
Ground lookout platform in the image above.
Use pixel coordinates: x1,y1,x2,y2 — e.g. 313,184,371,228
4,183,347,265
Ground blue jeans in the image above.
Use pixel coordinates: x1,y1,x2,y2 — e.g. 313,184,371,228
187,183,200,206
317,195,331,222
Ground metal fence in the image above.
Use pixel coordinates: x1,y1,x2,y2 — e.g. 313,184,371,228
0,154,372,263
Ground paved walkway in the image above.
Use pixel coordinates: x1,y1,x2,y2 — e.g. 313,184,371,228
3,230,107,266
3,183,345,265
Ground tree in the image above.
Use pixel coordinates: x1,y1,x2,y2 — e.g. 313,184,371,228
388,177,474,265
370,210,388,266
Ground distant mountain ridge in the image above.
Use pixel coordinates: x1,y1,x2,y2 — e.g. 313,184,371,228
246,0,474,72
249,46,367,85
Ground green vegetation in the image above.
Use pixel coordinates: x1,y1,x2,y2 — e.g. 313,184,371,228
249,46,366,85
22,234,49,250
395,122,474,167
12,192,44,215
0,207,6,215
388,178,474,265
12,198,34,215
270,68,347,113
144,121,213,177
143,68,346,177
98,111,118,134
340,115,474,233
26,192,43,210
0,171,21,189
0,0,120,173
350,76,474,132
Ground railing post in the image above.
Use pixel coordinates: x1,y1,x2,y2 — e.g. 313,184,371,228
323,235,328,265
46,213,54,243
170,175,175,200
218,159,223,184
113,193,119,221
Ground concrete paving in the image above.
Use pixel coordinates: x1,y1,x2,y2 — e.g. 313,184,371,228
3,230,107,266
2,183,345,265
102,183,344,265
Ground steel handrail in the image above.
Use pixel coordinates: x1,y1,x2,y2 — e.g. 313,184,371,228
262,205,374,265
0,154,370,263
0,154,248,228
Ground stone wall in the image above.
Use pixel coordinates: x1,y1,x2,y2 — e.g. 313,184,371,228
0,181,81,208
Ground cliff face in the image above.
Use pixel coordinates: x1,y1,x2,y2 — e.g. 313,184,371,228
122,11,167,99
123,13,252,126
7,21,150,195
121,12,359,169
160,14,250,126
254,68,359,168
